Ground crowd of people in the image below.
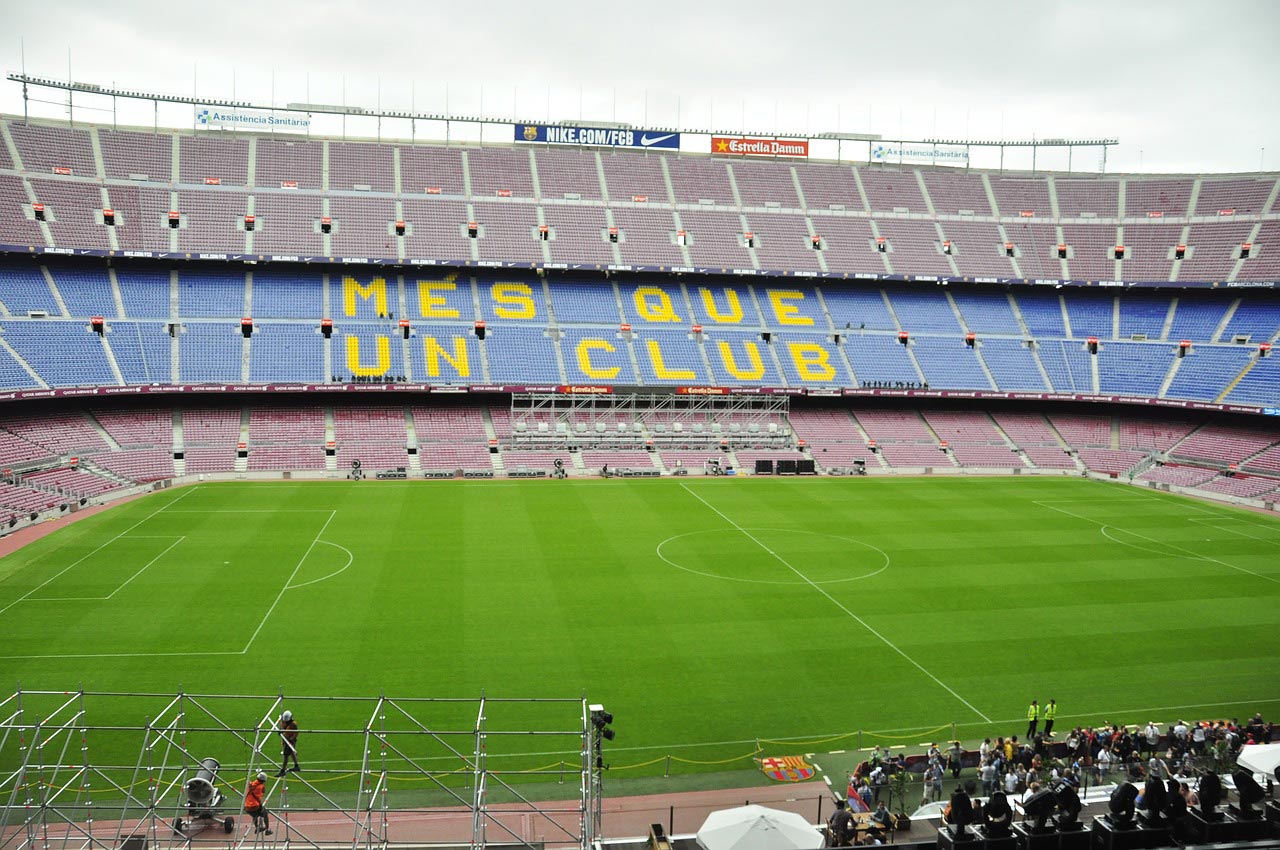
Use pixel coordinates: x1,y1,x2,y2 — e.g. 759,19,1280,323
831,708,1272,845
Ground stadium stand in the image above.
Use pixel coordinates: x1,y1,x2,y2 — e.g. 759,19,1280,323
0,118,1276,520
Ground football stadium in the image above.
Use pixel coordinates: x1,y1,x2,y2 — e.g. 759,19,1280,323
0,5,1278,850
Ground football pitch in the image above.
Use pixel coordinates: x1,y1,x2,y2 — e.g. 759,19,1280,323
1,476,1278,786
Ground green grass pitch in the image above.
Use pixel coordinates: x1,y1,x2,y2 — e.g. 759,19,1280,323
1,476,1278,793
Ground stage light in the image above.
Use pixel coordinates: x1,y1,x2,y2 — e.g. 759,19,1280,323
1198,772,1222,819
984,790,1013,837
1231,770,1265,818
1140,777,1167,823
1053,781,1081,827
1108,782,1138,826
1022,787,1057,832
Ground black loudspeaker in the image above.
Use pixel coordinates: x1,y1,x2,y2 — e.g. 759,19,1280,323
754,460,774,475
120,839,147,850
761,331,772,343
797,459,816,475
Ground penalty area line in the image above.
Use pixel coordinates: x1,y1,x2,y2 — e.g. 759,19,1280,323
678,483,992,724
0,486,195,619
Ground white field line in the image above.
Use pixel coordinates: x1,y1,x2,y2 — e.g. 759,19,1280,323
0,504,340,662
1038,500,1280,586
242,510,338,652
678,483,992,723
285,541,355,590
106,537,185,599
160,509,334,513
0,486,195,617
16,537,185,602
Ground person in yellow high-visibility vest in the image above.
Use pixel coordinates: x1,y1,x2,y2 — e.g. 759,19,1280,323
1026,699,1040,738
1044,699,1058,737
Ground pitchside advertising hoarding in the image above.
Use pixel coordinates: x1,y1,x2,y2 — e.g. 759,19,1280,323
711,136,809,158
871,142,968,166
514,124,680,150
196,106,312,131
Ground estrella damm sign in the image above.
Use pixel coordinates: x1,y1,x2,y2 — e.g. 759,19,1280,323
760,755,816,782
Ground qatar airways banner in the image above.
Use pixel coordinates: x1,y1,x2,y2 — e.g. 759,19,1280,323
711,136,809,158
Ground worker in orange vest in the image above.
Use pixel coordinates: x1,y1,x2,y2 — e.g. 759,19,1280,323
244,772,272,835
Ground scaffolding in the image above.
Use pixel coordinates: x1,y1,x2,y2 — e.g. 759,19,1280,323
0,690,605,850
508,392,792,451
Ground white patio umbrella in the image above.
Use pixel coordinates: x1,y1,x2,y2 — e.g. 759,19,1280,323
1236,743,1280,778
696,805,824,850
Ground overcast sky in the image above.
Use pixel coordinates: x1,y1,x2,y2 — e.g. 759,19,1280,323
1,0,1277,174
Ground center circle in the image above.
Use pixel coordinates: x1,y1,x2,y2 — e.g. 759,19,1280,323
656,528,890,585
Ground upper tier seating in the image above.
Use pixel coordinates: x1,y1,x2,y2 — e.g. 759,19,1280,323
1,119,1274,282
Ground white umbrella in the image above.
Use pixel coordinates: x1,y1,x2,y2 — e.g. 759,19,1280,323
696,805,824,850
1236,743,1280,778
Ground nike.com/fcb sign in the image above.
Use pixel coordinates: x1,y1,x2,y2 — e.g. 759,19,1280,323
514,124,680,150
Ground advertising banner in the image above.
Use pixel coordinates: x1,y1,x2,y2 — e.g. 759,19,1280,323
514,124,680,150
711,136,809,158
196,106,311,131
871,142,968,166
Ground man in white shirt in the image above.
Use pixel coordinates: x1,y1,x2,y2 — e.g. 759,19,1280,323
869,766,886,803
979,760,997,797
1143,722,1160,757
1004,769,1019,795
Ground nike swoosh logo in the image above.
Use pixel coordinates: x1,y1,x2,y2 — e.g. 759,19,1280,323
640,133,676,147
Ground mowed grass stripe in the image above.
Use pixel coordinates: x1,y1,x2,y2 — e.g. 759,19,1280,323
0,477,1276,776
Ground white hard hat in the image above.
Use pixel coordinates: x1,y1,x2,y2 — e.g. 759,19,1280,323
282,710,292,721
257,771,267,781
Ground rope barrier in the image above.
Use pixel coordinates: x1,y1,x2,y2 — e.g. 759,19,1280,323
861,723,952,742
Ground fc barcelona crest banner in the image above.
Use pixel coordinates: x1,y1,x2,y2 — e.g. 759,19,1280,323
759,755,816,782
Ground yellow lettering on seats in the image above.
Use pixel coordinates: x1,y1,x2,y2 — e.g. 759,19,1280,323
634,286,680,322
423,337,470,378
699,287,744,324
576,339,619,380
645,339,695,381
346,336,390,377
767,290,813,326
716,340,765,380
418,274,460,318
788,342,835,381
491,283,536,319
343,276,388,317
